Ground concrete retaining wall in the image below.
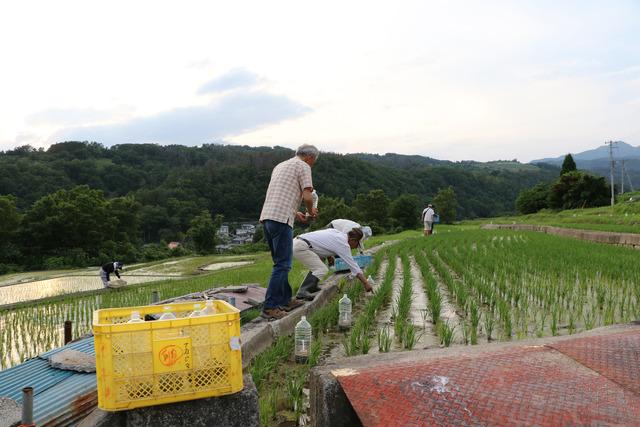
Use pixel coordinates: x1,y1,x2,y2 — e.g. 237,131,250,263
79,374,259,427
481,224,640,249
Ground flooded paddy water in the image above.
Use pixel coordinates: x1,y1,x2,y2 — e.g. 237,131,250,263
0,274,181,306
0,258,256,306
201,261,254,271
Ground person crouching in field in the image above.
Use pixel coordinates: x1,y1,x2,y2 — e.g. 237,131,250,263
100,261,124,288
293,227,373,300
421,203,435,236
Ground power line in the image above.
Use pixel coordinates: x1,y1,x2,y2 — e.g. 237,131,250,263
624,160,635,193
605,140,617,206
620,159,624,195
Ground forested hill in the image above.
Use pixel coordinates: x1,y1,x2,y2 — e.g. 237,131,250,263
1,142,558,221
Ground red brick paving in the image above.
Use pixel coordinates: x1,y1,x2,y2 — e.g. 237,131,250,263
337,332,640,426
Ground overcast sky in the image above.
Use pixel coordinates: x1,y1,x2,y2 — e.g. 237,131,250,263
1,0,639,162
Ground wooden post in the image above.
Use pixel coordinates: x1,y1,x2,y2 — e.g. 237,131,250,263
22,387,34,427
64,320,72,344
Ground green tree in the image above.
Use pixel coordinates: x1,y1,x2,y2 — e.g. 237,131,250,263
0,195,21,268
20,185,115,264
139,204,171,243
109,196,142,244
548,171,609,210
390,194,421,230
561,154,577,175
252,224,264,243
186,211,223,254
516,183,550,214
314,196,354,229
433,186,458,224
353,189,390,231
0,195,20,241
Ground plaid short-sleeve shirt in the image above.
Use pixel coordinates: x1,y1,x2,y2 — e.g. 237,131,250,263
260,157,313,227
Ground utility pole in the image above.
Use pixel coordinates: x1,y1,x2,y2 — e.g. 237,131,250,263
620,159,625,195
606,140,617,206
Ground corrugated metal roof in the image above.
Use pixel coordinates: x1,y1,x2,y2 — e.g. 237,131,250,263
0,358,74,401
37,373,97,427
39,335,95,358
0,336,97,427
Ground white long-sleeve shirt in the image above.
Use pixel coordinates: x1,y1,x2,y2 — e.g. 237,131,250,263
297,228,362,275
329,219,362,234
422,207,434,222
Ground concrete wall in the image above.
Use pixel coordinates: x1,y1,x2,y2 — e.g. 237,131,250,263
309,366,361,427
78,375,259,427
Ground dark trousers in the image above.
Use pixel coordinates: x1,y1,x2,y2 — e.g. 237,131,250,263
263,220,293,309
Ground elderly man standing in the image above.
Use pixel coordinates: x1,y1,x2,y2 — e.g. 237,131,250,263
259,144,319,320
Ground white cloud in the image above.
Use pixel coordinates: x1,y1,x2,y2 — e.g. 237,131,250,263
197,69,261,94
51,91,311,145
0,0,639,160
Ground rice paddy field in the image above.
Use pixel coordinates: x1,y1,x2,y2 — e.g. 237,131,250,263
0,275,183,306
249,226,640,424
0,252,308,369
2,226,640,377
338,228,640,358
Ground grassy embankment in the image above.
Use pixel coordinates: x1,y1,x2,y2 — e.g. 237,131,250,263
464,191,640,234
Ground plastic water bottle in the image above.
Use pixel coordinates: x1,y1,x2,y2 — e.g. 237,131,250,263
305,190,319,223
127,310,144,323
189,303,203,317
158,306,176,320
294,316,312,363
338,294,352,331
200,299,216,316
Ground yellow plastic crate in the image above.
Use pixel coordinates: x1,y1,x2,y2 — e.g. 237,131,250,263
93,300,243,411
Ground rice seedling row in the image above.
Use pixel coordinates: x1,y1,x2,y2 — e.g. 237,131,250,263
0,253,304,369
426,229,640,341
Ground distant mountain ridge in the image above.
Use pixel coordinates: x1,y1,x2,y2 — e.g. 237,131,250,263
531,141,640,189
532,141,640,163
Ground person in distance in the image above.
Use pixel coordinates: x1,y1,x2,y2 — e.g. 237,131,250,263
100,261,124,288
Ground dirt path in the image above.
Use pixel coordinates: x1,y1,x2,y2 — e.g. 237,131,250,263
408,257,439,349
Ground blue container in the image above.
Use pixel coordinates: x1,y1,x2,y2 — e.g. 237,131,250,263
333,255,373,272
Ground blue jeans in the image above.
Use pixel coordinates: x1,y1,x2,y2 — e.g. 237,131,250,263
263,220,293,309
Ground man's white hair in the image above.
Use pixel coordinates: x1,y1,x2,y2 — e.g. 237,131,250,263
296,144,319,160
